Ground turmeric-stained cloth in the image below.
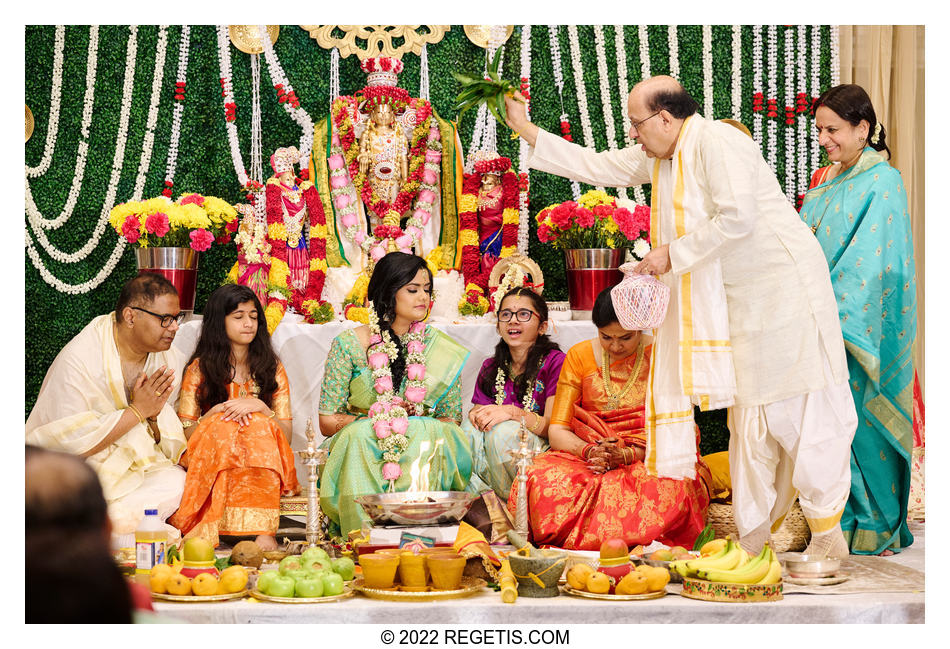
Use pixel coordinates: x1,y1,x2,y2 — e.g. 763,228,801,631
168,360,298,547
510,340,710,550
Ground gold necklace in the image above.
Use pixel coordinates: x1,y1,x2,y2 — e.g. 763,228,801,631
601,345,644,411
808,163,857,235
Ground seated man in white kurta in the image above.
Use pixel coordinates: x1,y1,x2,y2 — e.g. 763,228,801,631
26,273,188,540
505,76,858,558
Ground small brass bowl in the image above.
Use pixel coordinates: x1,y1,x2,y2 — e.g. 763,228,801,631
782,554,841,579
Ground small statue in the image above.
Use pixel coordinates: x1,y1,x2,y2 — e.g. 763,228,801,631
358,98,409,209
231,203,271,308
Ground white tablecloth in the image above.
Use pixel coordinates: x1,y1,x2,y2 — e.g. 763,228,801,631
172,317,597,478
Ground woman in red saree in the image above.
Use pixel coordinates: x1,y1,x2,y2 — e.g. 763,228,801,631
169,285,299,549
510,288,710,550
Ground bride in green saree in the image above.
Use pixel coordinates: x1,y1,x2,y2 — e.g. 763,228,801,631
317,252,473,536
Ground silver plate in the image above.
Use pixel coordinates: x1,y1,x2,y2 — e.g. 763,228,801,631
354,491,478,526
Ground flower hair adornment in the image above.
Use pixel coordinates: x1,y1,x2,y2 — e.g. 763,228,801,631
270,146,300,174
870,122,882,145
472,151,512,176
359,85,410,110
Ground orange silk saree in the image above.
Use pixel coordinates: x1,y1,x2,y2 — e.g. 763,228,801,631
168,360,299,546
509,340,710,551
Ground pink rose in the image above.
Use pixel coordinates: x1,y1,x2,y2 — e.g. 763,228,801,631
419,212,430,226
369,333,382,345
335,194,351,210
390,417,409,435
189,229,213,251
121,215,141,243
425,150,441,163
429,126,441,141
341,211,358,228
382,462,402,481
144,212,170,237
368,352,389,369
395,234,413,248
370,245,387,262
330,174,347,189
374,375,393,393
418,189,435,203
373,419,392,439
422,169,437,185
407,340,425,354
405,225,422,239
404,386,426,404
406,363,426,381
409,321,425,334
399,247,412,255
412,209,427,221
369,401,388,417
327,154,345,170
354,231,367,246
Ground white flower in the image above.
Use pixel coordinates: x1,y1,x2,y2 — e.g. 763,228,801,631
633,238,651,260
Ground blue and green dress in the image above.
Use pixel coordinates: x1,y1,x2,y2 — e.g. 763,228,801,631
800,147,918,554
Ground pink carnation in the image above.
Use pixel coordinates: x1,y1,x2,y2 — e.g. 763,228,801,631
574,207,595,228
592,204,613,218
121,215,141,243
406,363,426,381
404,386,426,404
382,462,402,481
189,229,214,251
549,204,574,230
144,212,170,237
373,419,392,439
537,222,554,243
390,417,409,435
633,205,652,237
374,375,393,393
180,193,205,206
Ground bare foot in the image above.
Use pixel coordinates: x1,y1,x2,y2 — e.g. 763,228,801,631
255,534,278,551
879,548,895,557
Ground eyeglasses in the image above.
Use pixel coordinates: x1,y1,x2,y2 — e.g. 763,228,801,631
630,111,660,132
131,306,186,328
498,309,539,323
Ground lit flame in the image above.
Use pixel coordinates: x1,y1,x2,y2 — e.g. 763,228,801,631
404,438,445,502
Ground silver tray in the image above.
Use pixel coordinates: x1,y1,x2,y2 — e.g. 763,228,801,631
354,491,478,526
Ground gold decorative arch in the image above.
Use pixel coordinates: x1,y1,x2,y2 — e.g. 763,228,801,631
299,25,450,60
229,25,280,54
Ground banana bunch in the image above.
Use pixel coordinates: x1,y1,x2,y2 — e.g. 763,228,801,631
696,543,782,585
452,49,524,127
669,537,744,579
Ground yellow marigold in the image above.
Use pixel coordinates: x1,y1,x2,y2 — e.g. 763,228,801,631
311,224,328,238
264,302,285,335
425,247,445,275
309,258,328,272
501,208,519,225
346,306,369,324
346,272,370,303
269,258,290,286
141,196,174,216
500,245,517,258
459,195,479,213
225,262,239,284
458,230,479,247
203,196,237,224
170,203,211,230
268,223,288,240
108,201,141,231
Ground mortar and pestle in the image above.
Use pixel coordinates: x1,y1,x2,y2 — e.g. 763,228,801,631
505,531,566,598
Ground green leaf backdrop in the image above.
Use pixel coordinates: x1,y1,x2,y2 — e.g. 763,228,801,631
25,25,833,452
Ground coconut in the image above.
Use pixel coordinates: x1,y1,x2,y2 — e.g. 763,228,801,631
230,540,264,568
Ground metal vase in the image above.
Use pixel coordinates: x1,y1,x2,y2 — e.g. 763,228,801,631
134,247,200,314
563,248,625,313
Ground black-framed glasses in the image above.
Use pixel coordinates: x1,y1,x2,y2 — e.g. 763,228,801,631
630,111,660,132
131,306,185,328
498,308,539,323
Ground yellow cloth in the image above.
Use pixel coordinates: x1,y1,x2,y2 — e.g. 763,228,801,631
702,451,732,501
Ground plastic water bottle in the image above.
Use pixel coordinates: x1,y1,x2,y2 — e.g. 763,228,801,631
135,509,167,578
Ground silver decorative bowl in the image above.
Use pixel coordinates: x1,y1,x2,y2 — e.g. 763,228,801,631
781,553,842,579
354,491,478,526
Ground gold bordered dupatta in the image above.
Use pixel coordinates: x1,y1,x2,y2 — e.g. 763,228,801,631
644,116,736,479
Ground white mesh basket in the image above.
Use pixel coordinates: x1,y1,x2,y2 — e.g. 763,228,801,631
610,263,670,330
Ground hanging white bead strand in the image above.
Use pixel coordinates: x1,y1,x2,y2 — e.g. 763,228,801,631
250,50,263,185
419,42,430,102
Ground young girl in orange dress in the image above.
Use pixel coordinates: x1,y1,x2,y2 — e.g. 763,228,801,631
169,285,299,550
511,287,711,551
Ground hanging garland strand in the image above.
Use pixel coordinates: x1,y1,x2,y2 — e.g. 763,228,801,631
162,25,191,198
25,25,65,178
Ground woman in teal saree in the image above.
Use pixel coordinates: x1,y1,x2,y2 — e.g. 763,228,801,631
317,253,472,536
801,84,918,555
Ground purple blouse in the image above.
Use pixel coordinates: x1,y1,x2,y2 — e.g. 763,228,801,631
471,349,567,413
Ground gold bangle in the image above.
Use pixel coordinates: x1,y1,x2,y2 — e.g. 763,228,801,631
127,404,147,426
527,411,542,433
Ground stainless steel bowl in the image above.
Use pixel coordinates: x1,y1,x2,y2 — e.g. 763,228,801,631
354,491,478,526
781,553,842,578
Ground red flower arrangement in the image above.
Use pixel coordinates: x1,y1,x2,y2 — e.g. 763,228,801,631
536,190,651,258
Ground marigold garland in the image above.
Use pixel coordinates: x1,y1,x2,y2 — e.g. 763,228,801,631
458,169,520,292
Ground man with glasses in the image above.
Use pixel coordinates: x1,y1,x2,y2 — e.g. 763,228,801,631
27,273,188,546
505,76,857,559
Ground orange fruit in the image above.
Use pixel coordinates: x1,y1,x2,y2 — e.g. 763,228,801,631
566,564,595,590
165,573,192,596
191,572,219,596
644,566,671,592
615,571,649,595
586,571,611,594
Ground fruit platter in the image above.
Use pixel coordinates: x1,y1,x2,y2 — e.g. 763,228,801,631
252,546,356,602
673,538,784,603
561,538,669,600
148,538,249,602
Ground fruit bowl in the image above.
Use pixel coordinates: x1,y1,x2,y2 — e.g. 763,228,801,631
681,577,783,603
354,491,478,526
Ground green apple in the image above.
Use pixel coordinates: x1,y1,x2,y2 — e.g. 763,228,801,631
182,537,215,563
256,570,280,594
303,556,329,573
279,555,304,575
301,546,330,564
285,568,309,584
294,575,325,598
332,557,356,581
268,574,296,598
322,571,345,596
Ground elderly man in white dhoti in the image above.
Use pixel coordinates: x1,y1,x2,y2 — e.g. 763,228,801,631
26,273,188,542
506,76,857,558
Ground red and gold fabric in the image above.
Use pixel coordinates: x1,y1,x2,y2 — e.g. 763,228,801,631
169,360,299,547
509,340,711,551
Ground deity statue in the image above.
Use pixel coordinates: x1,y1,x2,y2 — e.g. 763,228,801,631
263,146,332,332
459,151,520,292
311,56,465,313
231,203,271,308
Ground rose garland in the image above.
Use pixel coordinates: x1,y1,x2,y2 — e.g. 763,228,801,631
327,95,442,260
367,304,427,485
731,25,743,120
263,177,331,332
566,25,604,193
26,25,65,178
26,25,97,228
162,25,191,198
668,25,680,81
702,25,714,118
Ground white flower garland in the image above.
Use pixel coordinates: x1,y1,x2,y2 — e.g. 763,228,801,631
329,47,340,114
752,25,763,147
614,25,644,203
810,25,822,181
830,25,840,87
702,25,713,118
132,25,168,201
493,366,539,413
517,24,532,255
668,25,679,80
566,25,604,193
731,25,743,120
547,25,579,200
25,25,98,229
249,51,264,184
766,25,778,173
638,25,651,80
25,25,65,178
419,42,430,102
783,27,796,202
593,25,623,199
163,25,191,191
797,24,809,202
217,25,249,187
257,24,314,166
